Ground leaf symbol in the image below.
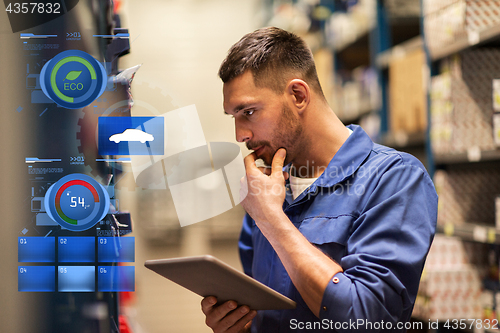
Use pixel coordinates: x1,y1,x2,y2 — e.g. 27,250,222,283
64,71,82,81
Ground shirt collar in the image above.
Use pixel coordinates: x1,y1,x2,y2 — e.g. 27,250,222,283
284,124,373,189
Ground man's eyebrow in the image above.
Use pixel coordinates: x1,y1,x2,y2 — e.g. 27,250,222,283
223,103,254,115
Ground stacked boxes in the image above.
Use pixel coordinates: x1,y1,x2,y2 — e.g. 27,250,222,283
333,67,381,123
415,268,482,320
465,1,500,32
447,50,499,153
424,1,467,55
389,48,427,134
423,0,462,16
433,167,500,226
413,235,486,320
325,0,376,51
424,235,489,268
493,80,500,147
497,196,500,230
430,73,453,155
385,0,420,17
480,290,500,321
430,49,500,155
424,0,500,55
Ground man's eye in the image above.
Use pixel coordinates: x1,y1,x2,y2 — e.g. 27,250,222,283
244,109,255,116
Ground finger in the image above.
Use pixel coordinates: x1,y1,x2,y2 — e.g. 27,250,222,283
205,300,238,328
283,171,289,181
271,149,286,178
216,306,254,333
244,153,264,177
226,310,257,333
244,153,259,172
201,296,218,315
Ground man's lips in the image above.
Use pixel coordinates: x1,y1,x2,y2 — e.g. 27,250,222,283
252,146,265,157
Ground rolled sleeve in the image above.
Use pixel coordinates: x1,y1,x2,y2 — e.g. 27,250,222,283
320,271,404,332
320,272,352,319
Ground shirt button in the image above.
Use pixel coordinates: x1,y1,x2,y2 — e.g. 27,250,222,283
322,306,327,311
332,277,340,284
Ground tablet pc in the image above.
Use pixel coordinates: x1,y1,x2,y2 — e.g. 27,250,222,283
145,255,296,310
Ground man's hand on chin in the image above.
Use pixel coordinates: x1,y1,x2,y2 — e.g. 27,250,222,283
240,148,288,227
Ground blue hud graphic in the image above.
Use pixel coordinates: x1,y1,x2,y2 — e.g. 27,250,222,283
98,117,164,155
39,50,107,109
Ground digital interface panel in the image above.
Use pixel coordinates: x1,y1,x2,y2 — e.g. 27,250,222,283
18,235,135,292
97,266,135,292
98,237,135,262
13,11,144,298
58,266,96,292
18,237,55,262
18,266,56,292
58,237,95,262
3,2,144,332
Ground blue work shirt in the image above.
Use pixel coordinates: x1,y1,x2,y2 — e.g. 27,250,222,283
239,125,438,332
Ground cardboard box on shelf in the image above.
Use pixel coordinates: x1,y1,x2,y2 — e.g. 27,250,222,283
416,235,487,320
424,1,500,55
333,67,380,124
425,235,489,268
313,48,335,109
423,0,461,16
496,196,500,230
447,50,500,153
425,1,467,55
433,167,500,226
493,112,500,148
430,74,453,155
465,0,500,32
480,290,500,322
385,0,421,17
417,267,482,320
325,0,376,51
430,49,500,155
389,48,427,134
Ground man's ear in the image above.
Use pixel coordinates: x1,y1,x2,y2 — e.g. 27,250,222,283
286,79,310,114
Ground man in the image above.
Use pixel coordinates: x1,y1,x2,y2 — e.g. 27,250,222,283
201,27,437,333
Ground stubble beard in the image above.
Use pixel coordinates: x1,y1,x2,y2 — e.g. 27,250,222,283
262,103,303,166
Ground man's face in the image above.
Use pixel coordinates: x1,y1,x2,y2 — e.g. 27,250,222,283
223,71,303,166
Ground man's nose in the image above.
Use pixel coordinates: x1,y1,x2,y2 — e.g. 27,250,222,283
235,121,252,143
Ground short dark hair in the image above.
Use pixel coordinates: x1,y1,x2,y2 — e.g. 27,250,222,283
218,27,324,97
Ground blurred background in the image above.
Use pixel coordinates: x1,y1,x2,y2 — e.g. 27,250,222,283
2,0,500,332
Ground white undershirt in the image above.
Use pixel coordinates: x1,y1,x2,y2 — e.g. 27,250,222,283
289,174,318,200
289,128,353,200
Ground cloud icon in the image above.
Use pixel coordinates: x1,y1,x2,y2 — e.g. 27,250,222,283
109,129,154,144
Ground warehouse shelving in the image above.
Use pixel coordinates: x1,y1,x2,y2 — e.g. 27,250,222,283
330,0,423,148
429,23,500,61
338,107,375,125
422,0,500,328
381,130,426,149
434,149,500,165
375,35,423,69
333,30,370,53
436,222,500,245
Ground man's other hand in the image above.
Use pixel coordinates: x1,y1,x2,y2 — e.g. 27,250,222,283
201,296,256,333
